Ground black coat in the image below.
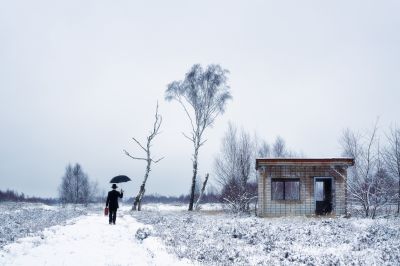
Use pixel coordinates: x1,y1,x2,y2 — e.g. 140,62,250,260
106,190,123,210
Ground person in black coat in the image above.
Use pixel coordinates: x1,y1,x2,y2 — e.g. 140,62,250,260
106,184,123,224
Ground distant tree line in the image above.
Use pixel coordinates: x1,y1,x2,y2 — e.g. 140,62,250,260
0,189,58,204
125,190,221,204
1,163,100,206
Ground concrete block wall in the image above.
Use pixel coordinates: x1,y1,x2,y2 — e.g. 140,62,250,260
257,165,348,217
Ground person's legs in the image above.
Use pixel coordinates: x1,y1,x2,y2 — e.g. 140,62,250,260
112,209,117,224
108,209,113,224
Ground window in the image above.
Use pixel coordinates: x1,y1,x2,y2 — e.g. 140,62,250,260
271,180,284,200
271,178,300,200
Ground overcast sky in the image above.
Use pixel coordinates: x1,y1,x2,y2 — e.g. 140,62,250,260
1,1,399,198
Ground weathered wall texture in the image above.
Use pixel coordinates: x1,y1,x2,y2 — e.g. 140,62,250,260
257,165,347,217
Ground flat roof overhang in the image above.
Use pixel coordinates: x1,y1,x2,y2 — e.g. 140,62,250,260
255,158,355,170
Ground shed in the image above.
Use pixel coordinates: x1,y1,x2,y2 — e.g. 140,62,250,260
256,158,354,217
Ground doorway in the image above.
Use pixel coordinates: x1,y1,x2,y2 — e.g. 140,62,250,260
314,178,333,215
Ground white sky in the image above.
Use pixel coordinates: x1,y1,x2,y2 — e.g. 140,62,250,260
1,0,399,197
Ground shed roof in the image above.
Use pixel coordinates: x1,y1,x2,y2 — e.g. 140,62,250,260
255,158,354,169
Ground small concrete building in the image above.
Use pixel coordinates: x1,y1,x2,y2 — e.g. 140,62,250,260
256,158,354,217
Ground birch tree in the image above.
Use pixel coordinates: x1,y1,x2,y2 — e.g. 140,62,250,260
165,64,232,211
124,103,164,211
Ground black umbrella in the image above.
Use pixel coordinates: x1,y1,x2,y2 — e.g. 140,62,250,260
109,175,132,183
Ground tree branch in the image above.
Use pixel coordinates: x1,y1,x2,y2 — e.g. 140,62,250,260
152,157,165,163
124,149,148,161
182,132,195,143
131,137,148,153
177,98,196,134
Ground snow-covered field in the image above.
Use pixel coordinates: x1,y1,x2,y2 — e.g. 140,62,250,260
0,202,88,248
1,202,399,266
132,204,400,266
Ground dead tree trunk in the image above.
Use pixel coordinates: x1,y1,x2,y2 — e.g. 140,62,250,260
124,102,163,211
133,184,146,211
194,173,209,210
136,184,145,211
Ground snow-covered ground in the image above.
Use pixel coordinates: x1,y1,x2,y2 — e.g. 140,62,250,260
0,202,88,248
132,204,400,266
1,202,399,265
139,203,223,212
0,204,191,266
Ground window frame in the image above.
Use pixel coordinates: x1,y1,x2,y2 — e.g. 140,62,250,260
271,178,300,201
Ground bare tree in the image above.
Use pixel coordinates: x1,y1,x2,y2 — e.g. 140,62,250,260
272,136,287,157
370,149,393,218
340,124,393,218
124,102,164,211
215,123,255,213
165,64,232,211
258,140,271,158
258,136,300,158
59,164,74,204
383,126,400,213
58,163,97,205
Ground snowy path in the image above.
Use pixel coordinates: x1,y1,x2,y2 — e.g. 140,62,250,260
0,209,192,266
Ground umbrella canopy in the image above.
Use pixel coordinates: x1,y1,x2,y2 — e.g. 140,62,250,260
109,175,132,183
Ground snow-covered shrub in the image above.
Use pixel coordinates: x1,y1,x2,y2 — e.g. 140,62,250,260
131,208,400,265
135,227,152,241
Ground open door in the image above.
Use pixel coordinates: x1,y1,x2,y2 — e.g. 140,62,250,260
315,178,333,215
